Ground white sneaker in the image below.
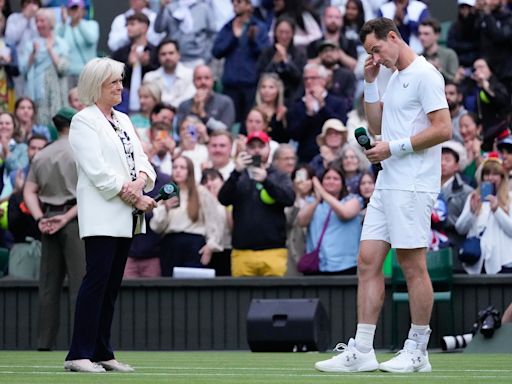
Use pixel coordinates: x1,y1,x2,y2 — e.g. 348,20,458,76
64,359,106,373
314,338,379,372
379,339,432,373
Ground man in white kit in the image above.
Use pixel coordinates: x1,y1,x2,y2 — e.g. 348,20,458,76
315,17,451,373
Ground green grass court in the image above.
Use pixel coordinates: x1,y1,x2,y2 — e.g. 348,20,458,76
0,351,511,384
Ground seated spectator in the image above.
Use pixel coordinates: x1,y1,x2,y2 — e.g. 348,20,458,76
309,118,348,178
67,87,85,111
446,0,480,69
154,0,216,67
176,64,235,133
497,136,512,189
336,145,367,194
445,80,467,143
107,0,164,53
459,112,483,185
257,16,307,102
18,8,69,126
298,164,363,275
357,169,375,220
130,81,161,130
455,155,512,274
150,156,223,277
419,18,459,82
342,0,366,47
204,130,235,181
0,112,28,198
218,130,295,277
145,121,175,176
174,115,209,183
255,73,288,143
143,39,195,108
14,97,51,142
212,0,270,124
150,102,176,127
272,143,297,176
200,168,232,276
288,63,348,163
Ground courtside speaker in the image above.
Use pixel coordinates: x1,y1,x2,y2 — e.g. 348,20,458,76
246,298,329,352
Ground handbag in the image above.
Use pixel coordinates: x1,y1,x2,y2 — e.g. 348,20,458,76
297,209,332,274
458,228,486,265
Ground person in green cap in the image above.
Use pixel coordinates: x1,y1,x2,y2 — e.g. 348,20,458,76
23,106,86,351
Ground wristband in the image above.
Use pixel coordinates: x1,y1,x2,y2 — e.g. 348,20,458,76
389,138,413,156
363,81,380,103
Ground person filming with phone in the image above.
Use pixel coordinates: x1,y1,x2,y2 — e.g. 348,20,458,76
218,131,295,277
455,154,512,274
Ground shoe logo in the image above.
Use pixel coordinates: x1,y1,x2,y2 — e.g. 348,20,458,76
403,83,409,88
344,353,358,365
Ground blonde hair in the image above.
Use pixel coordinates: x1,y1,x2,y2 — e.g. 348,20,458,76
255,73,285,109
36,8,56,29
476,159,509,214
77,58,125,105
139,81,162,103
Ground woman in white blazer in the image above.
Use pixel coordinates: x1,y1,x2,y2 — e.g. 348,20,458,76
64,58,157,373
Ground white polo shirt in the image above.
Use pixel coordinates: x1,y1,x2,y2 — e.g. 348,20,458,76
377,56,448,193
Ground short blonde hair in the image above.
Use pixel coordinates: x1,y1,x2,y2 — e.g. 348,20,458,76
36,8,56,29
77,58,125,106
139,82,162,103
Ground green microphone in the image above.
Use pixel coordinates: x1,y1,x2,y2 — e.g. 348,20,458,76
134,182,180,215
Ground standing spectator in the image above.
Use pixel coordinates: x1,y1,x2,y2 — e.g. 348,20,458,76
255,73,288,143
377,0,430,53
288,63,348,163
272,143,297,176
445,80,467,144
309,118,348,178
14,97,51,142
174,115,209,182
419,18,459,82
257,16,307,102
218,130,295,277
337,145,367,193
212,0,270,125
298,164,363,274
0,12,18,113
154,0,216,67
18,8,69,126
497,136,512,188
205,130,235,181
446,0,480,69
176,64,235,133
0,112,28,181
23,107,85,351
56,0,99,88
145,121,175,175
68,87,84,111
130,81,161,130
143,39,195,108
342,0,366,45
107,0,164,53
357,169,375,220
150,156,223,277
459,112,482,185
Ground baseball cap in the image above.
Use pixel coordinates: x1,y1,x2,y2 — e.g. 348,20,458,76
457,0,475,6
317,118,347,146
317,40,338,55
67,0,85,8
54,106,78,122
246,131,270,144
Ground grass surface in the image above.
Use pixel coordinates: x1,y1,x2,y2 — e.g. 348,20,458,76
0,350,511,384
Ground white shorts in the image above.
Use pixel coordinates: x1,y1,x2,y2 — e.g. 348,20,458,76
360,189,437,249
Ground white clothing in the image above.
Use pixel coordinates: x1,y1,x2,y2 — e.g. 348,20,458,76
217,160,235,181
151,152,173,176
143,63,196,108
5,12,38,52
268,12,322,47
378,56,448,193
455,194,512,274
69,105,156,238
360,189,437,248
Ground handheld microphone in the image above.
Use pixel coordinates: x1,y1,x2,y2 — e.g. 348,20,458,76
133,182,180,215
354,127,382,171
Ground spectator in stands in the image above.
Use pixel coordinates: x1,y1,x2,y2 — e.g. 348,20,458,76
272,143,297,176
447,0,480,69
288,63,348,163
23,107,85,351
150,101,176,127
150,156,223,277
445,80,467,143
212,0,270,125
255,73,289,143
205,130,235,181
176,64,235,133
459,112,482,185
0,12,18,113
218,130,295,277
130,81,161,130
154,0,216,67
145,121,175,175
174,115,209,183
456,155,512,274
337,145,367,194
419,18,459,82
271,0,322,49
200,168,232,276
18,8,69,126
107,0,164,53
14,97,51,142
257,16,307,102
307,6,358,71
143,39,195,108
68,87,85,111
357,169,375,220
309,118,348,178
298,163,363,274
342,0,366,46
316,39,357,108
497,136,512,189
111,12,159,114
440,140,473,269
377,0,430,53
0,112,28,183
56,0,99,88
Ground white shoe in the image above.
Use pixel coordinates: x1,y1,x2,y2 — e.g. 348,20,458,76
314,338,379,372
64,359,106,373
379,339,432,373
99,359,135,372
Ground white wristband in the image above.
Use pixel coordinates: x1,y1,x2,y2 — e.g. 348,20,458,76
363,81,380,103
389,138,413,156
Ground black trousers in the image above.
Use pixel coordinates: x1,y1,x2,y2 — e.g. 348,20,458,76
160,233,205,277
65,236,132,362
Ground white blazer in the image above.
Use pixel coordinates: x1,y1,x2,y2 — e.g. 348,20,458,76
69,104,156,238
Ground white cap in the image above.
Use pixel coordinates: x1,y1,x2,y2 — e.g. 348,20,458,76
458,0,475,6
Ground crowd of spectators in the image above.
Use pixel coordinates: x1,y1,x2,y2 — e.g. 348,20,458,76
0,0,511,280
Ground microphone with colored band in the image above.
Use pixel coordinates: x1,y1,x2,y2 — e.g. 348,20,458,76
354,127,383,171
133,182,180,216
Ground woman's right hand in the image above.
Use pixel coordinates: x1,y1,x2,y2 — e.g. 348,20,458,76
470,191,479,214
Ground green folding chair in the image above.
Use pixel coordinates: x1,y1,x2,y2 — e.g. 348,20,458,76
390,248,454,350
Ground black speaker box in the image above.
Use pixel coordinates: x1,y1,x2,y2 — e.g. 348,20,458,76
246,298,329,352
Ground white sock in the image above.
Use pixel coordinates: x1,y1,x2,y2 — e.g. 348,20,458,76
408,323,431,352
355,323,376,353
